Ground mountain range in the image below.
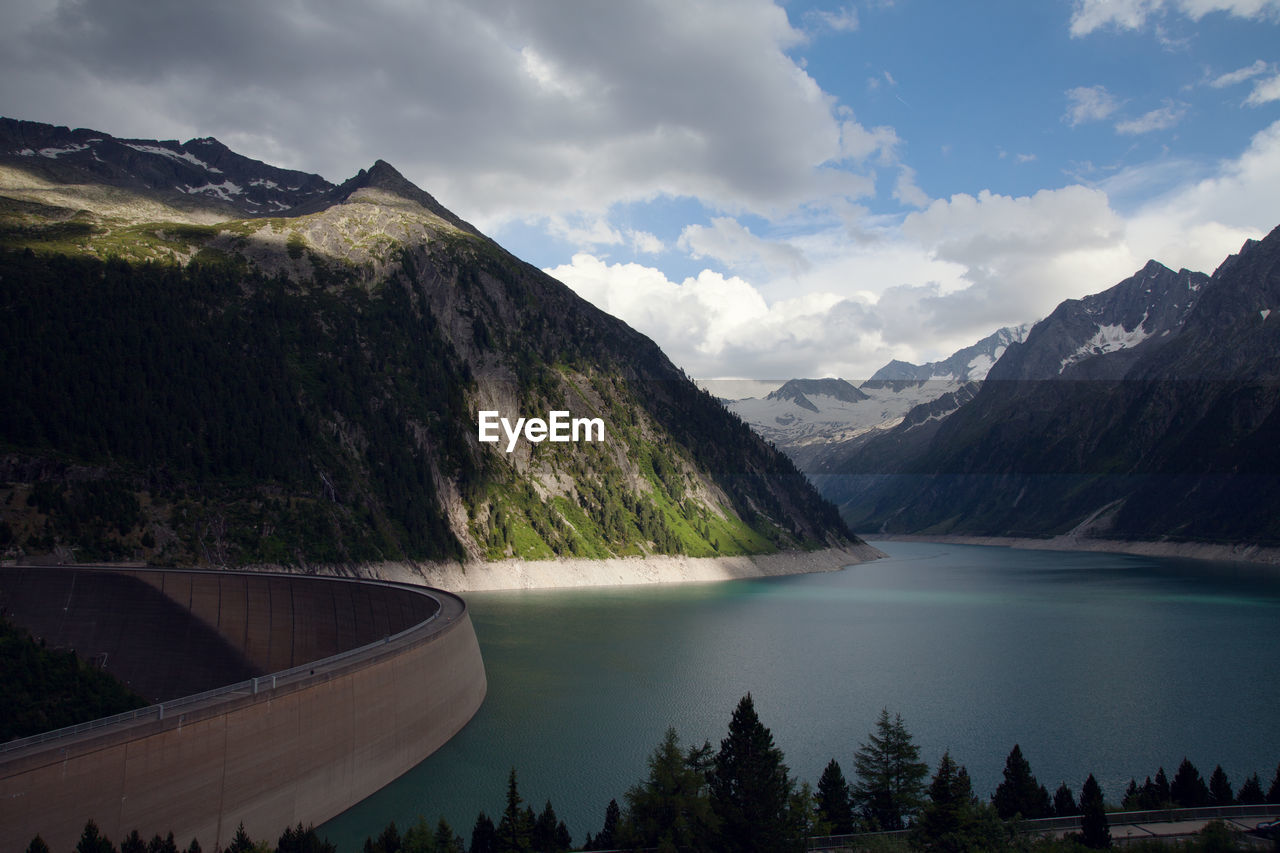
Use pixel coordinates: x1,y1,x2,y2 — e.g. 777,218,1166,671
0,117,858,568
724,322,1030,469
746,231,1280,548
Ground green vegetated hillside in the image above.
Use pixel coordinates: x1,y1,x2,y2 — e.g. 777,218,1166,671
0,121,853,567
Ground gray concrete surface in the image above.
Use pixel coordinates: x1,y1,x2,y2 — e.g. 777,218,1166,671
0,566,487,852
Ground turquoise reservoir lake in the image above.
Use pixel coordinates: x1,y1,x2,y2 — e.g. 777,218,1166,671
321,541,1280,849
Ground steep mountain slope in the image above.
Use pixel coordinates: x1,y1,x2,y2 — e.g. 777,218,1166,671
0,118,858,568
825,231,1280,546
982,260,1207,382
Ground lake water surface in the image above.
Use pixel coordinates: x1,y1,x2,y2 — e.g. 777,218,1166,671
321,541,1280,849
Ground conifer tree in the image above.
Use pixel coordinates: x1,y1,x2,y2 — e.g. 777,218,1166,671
121,830,146,853
625,727,715,850
398,818,433,853
1152,767,1171,806
1133,776,1158,810
552,821,571,853
434,818,465,853
470,812,496,853
1171,758,1209,807
788,781,819,842
1079,774,1110,850
1237,772,1265,805
992,744,1052,820
278,824,335,853
709,693,796,852
913,751,1003,851
1268,762,1280,804
75,820,116,853
25,836,50,853
816,758,855,833
496,770,533,852
1121,779,1141,811
851,709,929,831
1053,782,1079,817
916,752,967,842
593,799,621,851
522,808,537,844
1208,766,1233,806
225,824,256,853
531,800,570,852
148,831,180,853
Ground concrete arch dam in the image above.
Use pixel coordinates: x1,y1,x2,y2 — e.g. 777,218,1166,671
0,566,488,852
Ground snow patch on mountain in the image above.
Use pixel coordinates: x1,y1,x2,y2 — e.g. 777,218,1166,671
27,144,89,158
125,142,223,173
966,352,995,378
1059,320,1154,372
180,181,244,201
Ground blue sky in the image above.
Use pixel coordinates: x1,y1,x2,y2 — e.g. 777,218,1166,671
3,0,1279,378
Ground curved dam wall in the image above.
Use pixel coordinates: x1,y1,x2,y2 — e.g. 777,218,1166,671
0,567,441,701
0,566,487,852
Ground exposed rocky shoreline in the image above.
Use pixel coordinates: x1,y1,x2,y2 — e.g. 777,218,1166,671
285,542,888,592
865,533,1280,567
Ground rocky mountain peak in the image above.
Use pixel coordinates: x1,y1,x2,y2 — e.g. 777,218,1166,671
863,323,1032,390
291,157,480,235
986,261,1209,382
768,378,869,407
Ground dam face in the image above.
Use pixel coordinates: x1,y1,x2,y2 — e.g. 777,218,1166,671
0,566,487,852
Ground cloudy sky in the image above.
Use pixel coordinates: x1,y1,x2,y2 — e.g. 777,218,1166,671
3,0,1280,380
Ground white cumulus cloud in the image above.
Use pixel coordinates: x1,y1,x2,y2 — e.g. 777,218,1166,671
1122,118,1280,272
678,217,811,278
547,118,1280,379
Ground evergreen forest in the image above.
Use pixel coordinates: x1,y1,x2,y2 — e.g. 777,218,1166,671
0,239,847,568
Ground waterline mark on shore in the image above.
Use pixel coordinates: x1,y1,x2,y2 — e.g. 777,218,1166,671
478,410,606,453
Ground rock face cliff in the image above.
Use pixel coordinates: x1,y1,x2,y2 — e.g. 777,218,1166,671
823,227,1280,546
0,118,857,568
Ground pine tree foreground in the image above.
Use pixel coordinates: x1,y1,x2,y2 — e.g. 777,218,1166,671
992,744,1052,820
851,708,930,831
1078,774,1111,850
708,694,797,853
